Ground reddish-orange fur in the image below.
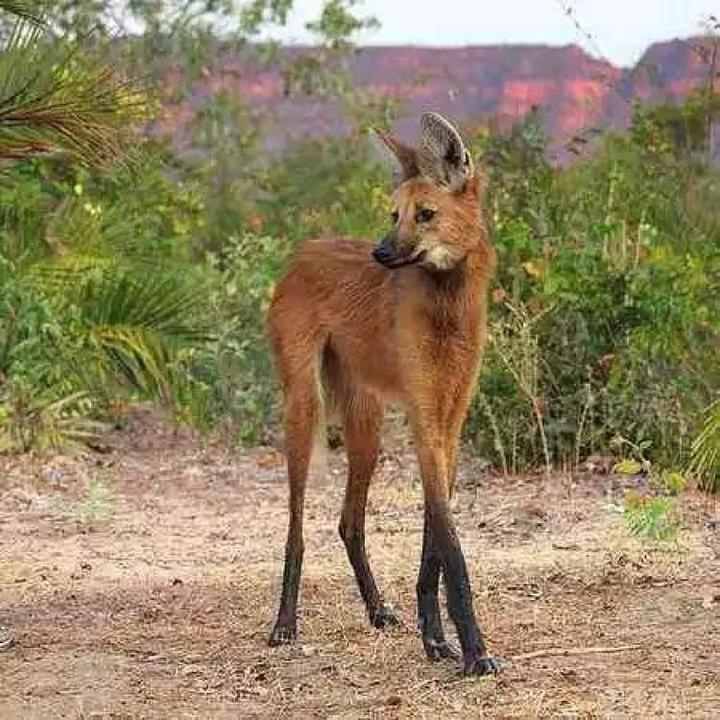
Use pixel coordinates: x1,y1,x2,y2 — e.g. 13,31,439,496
267,117,499,675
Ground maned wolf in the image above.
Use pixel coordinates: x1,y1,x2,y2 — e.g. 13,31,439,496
267,113,499,675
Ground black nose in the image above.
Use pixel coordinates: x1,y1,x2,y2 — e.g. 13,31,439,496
372,245,394,265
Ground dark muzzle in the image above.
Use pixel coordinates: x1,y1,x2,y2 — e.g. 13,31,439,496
372,235,426,269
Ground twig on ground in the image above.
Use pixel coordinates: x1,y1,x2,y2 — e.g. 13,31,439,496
511,644,642,662
0,631,15,652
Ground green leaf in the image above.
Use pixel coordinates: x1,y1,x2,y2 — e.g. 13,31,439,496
613,459,643,475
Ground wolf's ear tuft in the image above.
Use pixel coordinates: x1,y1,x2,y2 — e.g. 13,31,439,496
418,112,473,190
369,128,419,185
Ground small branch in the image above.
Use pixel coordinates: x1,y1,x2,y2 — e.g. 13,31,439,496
511,644,642,662
530,395,552,482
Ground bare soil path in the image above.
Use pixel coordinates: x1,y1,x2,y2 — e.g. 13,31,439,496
1,416,718,718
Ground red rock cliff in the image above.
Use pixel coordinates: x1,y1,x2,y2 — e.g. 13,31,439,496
154,37,717,157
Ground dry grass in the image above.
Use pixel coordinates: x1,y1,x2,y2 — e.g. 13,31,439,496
0,413,718,719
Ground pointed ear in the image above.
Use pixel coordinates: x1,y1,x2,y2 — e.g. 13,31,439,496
418,112,474,190
369,128,419,184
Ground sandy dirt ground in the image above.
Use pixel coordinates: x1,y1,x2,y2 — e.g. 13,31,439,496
1,413,719,719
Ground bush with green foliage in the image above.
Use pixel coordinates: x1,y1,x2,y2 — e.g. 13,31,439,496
622,494,679,542
0,151,212,450
465,101,720,475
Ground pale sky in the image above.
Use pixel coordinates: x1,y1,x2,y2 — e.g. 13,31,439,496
264,0,716,67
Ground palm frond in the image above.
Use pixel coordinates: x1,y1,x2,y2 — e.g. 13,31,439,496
0,0,47,26
0,385,103,453
26,258,214,398
37,194,189,264
28,254,117,290
80,272,213,398
76,270,212,342
690,401,720,492
0,20,148,166
89,324,171,397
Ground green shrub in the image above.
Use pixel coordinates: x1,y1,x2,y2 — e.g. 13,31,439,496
0,152,213,451
466,102,719,475
622,495,679,542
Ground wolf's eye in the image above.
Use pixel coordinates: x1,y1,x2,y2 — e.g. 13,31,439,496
390,210,399,224
417,208,436,223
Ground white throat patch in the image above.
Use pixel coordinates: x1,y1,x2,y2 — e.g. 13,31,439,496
418,241,455,271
